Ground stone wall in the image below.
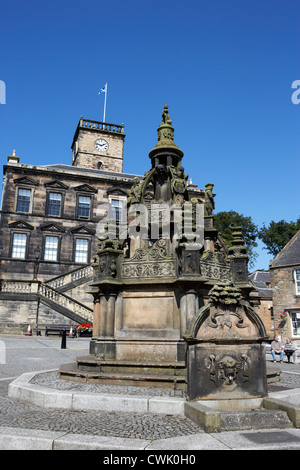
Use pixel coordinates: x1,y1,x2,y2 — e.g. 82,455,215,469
0,163,134,281
75,130,124,172
270,265,300,342
0,298,72,334
254,299,274,339
60,282,94,311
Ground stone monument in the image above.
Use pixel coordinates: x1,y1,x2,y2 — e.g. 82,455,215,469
59,106,262,397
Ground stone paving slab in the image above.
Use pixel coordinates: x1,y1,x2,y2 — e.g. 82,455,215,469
144,432,229,450
4,368,300,450
209,428,300,450
53,433,151,451
0,427,67,450
3,426,300,450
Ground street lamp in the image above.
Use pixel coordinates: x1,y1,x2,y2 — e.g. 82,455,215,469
33,246,41,280
0,241,4,292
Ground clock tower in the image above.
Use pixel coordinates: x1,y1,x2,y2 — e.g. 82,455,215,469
71,117,125,172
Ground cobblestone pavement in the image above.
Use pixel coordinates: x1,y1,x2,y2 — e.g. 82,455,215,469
1,334,300,441
2,364,300,440
267,361,300,389
30,370,181,396
0,377,202,440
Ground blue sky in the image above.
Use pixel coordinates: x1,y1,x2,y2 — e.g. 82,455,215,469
1,0,299,271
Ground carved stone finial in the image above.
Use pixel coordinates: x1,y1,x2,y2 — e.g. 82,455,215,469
228,227,248,258
157,104,174,142
228,227,250,284
149,105,183,162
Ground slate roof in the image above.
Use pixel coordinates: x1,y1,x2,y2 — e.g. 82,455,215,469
248,270,273,298
270,230,300,268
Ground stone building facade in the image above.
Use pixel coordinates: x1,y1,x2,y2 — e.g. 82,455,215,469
0,118,131,284
269,230,300,344
0,115,203,333
0,110,273,338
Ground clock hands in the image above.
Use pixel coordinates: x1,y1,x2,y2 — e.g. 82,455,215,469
95,139,108,151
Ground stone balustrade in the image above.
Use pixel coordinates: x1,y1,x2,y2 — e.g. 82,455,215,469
0,280,93,323
46,265,93,290
39,283,93,322
79,117,124,134
0,280,38,293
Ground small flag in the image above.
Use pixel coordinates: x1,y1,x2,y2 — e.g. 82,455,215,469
98,83,107,95
98,83,108,122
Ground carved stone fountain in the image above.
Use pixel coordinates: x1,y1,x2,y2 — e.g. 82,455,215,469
60,106,262,390
57,106,297,431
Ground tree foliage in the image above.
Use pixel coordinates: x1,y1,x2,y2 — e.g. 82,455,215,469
214,210,258,268
258,217,300,256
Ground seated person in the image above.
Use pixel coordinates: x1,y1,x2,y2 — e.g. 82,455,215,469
271,336,284,362
284,338,297,363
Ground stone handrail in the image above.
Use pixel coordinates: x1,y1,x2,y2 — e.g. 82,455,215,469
0,280,35,293
39,283,93,322
0,280,93,323
46,265,93,290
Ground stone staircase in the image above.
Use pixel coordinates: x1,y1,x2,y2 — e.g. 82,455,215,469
0,277,93,325
38,282,93,324
185,399,293,432
59,357,187,394
45,265,93,293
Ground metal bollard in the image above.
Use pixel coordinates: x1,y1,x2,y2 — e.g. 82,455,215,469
61,329,67,349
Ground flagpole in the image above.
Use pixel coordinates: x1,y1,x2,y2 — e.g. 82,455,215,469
103,82,107,123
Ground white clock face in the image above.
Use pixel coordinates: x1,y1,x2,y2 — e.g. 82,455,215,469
95,139,109,151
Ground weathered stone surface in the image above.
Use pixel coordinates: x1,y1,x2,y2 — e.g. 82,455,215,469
185,282,268,401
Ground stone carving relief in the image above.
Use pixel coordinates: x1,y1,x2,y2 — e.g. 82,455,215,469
121,245,176,280
200,251,231,282
127,177,143,205
185,281,267,343
231,258,248,282
200,262,231,282
204,353,250,391
197,282,259,340
185,280,267,400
